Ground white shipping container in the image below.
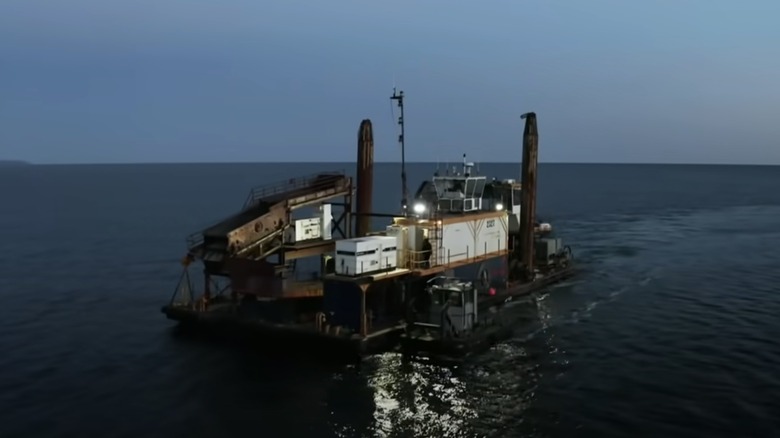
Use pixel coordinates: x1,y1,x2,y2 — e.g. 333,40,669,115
282,204,333,243
335,238,378,276
335,236,398,276
335,237,378,254
372,235,398,271
385,226,406,251
285,218,321,242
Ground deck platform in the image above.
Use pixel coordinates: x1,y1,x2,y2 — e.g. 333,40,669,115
161,298,404,359
162,264,576,359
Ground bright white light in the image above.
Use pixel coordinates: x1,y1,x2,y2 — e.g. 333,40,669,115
495,202,504,211
413,202,426,214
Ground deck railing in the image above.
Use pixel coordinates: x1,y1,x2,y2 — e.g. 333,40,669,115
184,170,347,251
403,239,506,270
242,170,347,208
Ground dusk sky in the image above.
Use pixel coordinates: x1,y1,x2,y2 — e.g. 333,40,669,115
2,0,779,165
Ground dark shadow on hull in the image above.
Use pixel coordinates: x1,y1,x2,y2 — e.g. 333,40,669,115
168,321,363,367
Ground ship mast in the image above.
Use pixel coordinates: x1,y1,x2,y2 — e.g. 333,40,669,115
391,88,409,216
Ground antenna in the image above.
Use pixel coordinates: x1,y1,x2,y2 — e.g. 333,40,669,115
391,88,409,215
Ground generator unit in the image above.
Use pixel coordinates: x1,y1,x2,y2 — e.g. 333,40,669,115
334,236,398,276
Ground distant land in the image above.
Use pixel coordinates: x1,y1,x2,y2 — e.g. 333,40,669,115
0,160,32,167
4,160,780,166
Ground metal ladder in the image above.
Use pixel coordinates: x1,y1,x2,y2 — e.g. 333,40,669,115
429,207,443,267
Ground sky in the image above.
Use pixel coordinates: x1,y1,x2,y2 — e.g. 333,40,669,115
1,0,779,165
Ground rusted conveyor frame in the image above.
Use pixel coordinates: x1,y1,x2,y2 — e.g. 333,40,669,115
243,171,347,209
233,181,352,259
185,171,350,256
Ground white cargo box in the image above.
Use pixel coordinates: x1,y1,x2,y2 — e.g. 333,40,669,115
335,236,398,276
372,235,398,272
282,204,332,243
371,235,398,248
336,237,377,254
284,217,322,243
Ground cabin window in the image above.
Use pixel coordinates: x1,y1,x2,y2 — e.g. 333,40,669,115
433,290,463,306
464,288,474,305
465,179,477,197
381,246,397,252
474,179,486,197
431,290,453,306
453,181,464,193
512,189,522,207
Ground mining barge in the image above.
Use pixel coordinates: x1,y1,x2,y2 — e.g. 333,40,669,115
162,92,575,358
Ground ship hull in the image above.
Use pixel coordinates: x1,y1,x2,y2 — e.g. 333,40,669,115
399,259,576,361
161,254,575,360
400,322,513,362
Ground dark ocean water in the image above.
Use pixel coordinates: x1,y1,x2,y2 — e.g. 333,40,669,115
1,162,780,438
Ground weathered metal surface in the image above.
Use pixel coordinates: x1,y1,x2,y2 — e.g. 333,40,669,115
282,240,336,261
243,171,346,209
355,119,374,237
226,203,287,255
227,258,325,298
227,176,350,254
519,112,539,281
193,173,351,258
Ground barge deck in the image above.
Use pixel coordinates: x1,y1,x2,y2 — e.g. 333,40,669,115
162,299,403,359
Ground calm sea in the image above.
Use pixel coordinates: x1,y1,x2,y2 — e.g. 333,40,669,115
1,162,779,437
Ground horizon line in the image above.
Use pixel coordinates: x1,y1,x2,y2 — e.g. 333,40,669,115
6,160,780,167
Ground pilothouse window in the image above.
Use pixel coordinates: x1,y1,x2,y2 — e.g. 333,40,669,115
432,289,464,307
464,288,474,305
465,179,476,197
512,189,522,207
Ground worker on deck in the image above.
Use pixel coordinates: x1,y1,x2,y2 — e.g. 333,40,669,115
422,238,432,268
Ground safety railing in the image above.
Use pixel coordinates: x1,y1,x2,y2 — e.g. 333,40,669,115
404,239,507,270
243,170,347,208
183,170,347,251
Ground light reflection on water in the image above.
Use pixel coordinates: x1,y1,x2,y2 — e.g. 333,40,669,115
324,279,624,438
324,294,563,438
364,353,479,437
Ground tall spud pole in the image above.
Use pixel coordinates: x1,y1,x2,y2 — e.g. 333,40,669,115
519,112,539,281
355,119,374,237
